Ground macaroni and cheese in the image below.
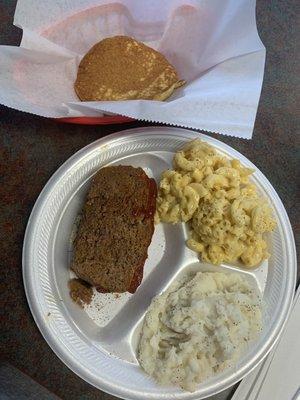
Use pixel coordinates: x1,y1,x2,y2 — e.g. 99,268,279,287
156,139,276,267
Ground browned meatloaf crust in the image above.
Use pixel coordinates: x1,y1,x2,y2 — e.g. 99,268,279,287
71,166,157,293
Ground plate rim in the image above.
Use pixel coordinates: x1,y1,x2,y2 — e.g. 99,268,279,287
22,126,297,400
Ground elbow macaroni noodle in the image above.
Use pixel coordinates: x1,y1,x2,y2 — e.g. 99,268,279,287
156,139,276,267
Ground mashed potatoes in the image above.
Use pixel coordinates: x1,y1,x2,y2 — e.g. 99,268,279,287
138,272,262,391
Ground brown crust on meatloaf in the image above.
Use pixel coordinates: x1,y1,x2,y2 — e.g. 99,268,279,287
71,166,157,293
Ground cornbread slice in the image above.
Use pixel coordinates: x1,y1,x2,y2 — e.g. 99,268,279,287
75,35,185,101
71,166,157,293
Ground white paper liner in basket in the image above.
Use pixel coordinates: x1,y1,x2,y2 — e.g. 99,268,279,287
0,0,265,138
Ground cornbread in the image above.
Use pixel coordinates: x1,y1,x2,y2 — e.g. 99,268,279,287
71,166,157,293
75,36,185,101
138,271,262,392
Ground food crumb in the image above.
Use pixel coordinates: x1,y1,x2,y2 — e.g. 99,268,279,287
69,278,93,308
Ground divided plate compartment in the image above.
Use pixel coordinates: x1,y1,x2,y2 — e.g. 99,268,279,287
23,127,296,400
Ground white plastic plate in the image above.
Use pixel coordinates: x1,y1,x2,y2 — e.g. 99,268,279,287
23,127,296,400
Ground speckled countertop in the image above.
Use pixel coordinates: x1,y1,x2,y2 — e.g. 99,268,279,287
0,1,299,399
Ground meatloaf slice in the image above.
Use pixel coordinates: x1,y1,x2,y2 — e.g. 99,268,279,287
71,165,157,293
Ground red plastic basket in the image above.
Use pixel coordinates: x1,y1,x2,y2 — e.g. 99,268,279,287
57,115,134,125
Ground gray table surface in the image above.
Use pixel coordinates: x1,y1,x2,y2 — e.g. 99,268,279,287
1,0,299,399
